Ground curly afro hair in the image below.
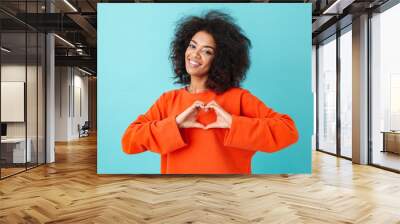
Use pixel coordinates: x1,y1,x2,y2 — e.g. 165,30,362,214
170,10,251,93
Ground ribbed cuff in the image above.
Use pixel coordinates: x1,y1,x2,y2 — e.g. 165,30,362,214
157,116,188,154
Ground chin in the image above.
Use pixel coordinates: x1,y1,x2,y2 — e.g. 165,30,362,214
188,72,207,78
185,66,208,78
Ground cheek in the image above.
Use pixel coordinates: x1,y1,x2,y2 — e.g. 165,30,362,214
184,48,191,59
184,50,189,59
204,57,214,68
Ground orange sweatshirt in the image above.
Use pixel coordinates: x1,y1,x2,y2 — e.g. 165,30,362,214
121,87,299,174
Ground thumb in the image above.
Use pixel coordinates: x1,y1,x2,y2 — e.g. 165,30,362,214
191,122,205,129
204,122,222,129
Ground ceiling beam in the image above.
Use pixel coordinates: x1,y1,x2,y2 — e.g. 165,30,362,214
322,0,356,14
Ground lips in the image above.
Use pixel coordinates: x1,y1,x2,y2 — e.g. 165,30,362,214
188,59,201,68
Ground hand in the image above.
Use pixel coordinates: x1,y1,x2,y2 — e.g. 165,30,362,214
204,100,232,129
175,100,205,129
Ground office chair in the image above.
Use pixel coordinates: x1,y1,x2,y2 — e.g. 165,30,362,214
79,121,90,138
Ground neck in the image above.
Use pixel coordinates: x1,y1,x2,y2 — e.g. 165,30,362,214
189,76,208,93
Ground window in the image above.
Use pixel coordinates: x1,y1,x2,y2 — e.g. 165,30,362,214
339,27,352,158
371,2,400,171
317,35,337,154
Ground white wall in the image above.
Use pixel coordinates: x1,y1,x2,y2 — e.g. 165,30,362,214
55,67,89,141
55,66,69,141
74,72,89,137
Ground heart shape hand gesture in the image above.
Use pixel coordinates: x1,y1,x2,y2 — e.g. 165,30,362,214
175,100,206,129
175,100,232,129
203,100,232,129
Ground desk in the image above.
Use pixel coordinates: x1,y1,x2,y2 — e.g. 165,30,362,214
1,138,31,163
381,131,400,154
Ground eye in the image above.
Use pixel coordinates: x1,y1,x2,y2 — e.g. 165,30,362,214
202,49,214,56
188,43,196,49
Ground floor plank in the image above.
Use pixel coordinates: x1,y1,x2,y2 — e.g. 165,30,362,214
1,134,400,223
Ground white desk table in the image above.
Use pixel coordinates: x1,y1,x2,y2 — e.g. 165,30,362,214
1,138,31,163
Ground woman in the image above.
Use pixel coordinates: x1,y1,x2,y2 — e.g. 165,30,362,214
121,11,299,174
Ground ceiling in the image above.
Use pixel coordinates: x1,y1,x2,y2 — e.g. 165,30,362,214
0,0,393,75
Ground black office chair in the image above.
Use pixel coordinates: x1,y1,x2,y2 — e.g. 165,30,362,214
79,121,90,138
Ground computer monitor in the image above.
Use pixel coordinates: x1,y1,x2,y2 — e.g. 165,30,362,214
1,123,7,137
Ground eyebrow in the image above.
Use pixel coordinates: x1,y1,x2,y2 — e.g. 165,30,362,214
190,40,215,50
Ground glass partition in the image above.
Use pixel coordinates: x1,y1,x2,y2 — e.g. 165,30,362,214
0,1,46,179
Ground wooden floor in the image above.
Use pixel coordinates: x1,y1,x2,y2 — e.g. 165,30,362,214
0,167,26,178
373,150,400,171
1,135,400,224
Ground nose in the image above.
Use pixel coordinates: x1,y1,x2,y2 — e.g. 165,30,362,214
191,49,201,59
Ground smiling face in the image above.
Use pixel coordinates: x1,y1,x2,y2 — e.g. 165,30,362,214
185,31,216,78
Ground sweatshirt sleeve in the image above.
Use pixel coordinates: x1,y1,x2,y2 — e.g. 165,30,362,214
223,90,299,153
121,93,187,155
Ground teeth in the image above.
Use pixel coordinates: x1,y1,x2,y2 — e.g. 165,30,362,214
189,60,200,66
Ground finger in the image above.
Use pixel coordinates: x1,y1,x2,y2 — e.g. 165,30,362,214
206,101,221,111
178,101,205,123
192,105,203,112
189,122,205,129
183,122,204,128
204,122,224,129
205,103,215,109
205,104,223,115
207,100,219,107
180,109,199,123
208,103,229,117
193,100,205,108
186,112,198,121
190,103,204,113
181,107,197,119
